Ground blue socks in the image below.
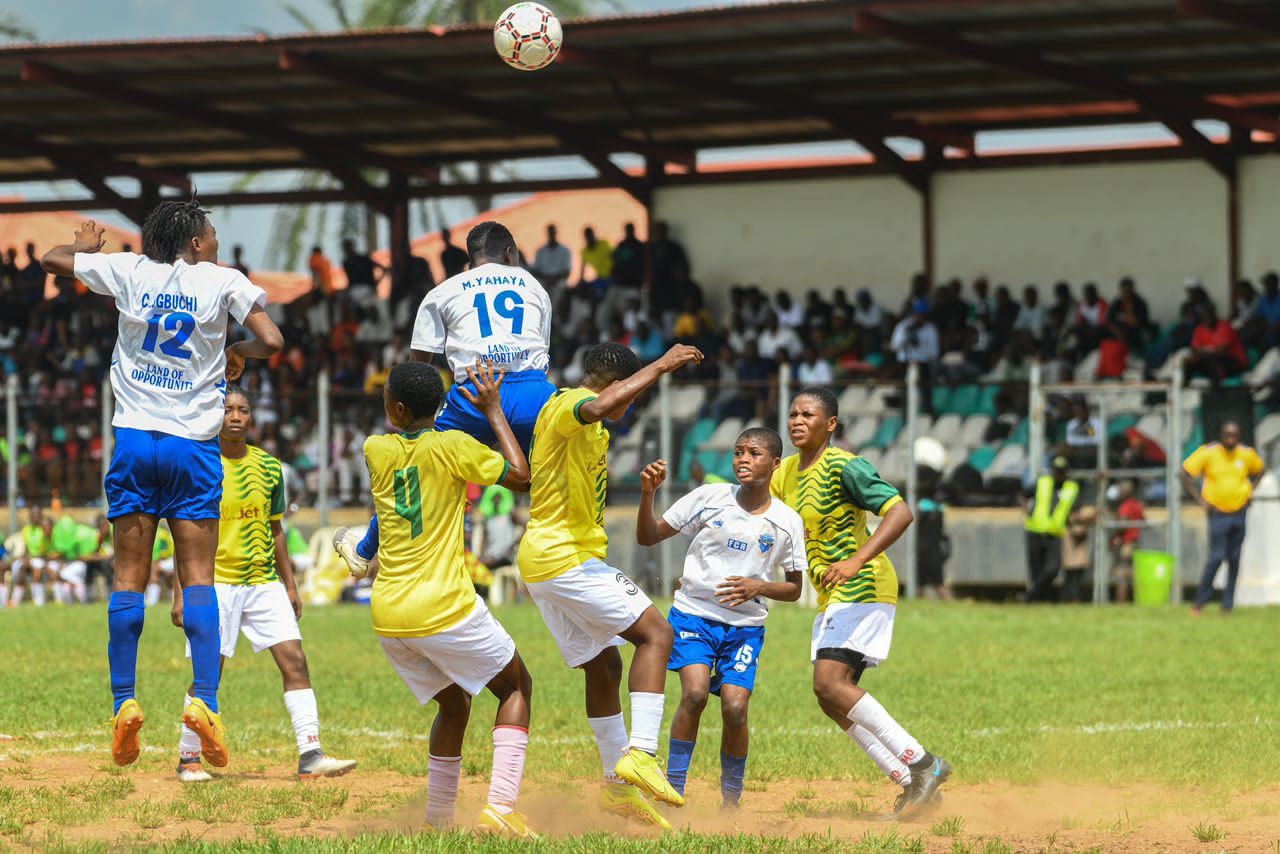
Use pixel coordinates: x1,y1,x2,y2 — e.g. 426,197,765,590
721,752,747,805
182,585,221,713
107,591,145,714
667,738,695,796
357,514,380,561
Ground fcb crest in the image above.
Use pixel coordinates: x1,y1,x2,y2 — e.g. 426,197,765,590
758,533,775,554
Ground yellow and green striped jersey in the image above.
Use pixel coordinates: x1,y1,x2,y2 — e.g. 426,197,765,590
771,446,903,608
215,445,285,586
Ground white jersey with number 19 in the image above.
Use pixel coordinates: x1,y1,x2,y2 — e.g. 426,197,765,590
410,262,552,382
74,252,266,441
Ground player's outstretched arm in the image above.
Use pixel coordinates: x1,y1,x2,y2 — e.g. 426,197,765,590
226,304,285,381
41,220,106,278
820,501,913,590
458,361,531,491
636,460,680,546
578,344,704,425
717,570,805,607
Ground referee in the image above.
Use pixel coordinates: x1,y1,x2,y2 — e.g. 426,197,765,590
1181,421,1265,615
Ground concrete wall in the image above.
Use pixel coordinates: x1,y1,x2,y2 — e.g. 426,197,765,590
654,155,1279,324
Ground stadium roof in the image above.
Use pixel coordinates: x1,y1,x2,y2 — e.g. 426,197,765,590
2,0,1279,221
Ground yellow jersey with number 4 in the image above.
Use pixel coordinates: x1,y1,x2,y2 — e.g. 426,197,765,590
518,387,610,583
365,429,508,638
771,446,903,608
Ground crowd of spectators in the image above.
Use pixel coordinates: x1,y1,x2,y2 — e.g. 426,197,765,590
2,220,1276,510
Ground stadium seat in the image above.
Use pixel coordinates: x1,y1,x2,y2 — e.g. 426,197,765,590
1108,413,1140,438
677,418,720,481
1008,417,1030,447
844,416,879,449
1109,390,1146,416
877,446,908,484
668,384,708,421
838,385,870,416
862,386,893,415
948,385,980,416
857,447,884,472
931,385,952,414
698,417,745,452
1247,348,1280,386
1182,422,1204,458
1134,412,1166,443
967,445,999,474
867,415,903,449
609,448,643,485
986,443,1028,482
930,414,963,446
977,384,1000,416
1255,413,1280,450
1154,348,1190,380
959,414,992,447
1073,350,1101,383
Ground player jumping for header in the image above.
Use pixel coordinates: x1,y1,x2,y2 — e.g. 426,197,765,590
41,205,283,768
773,387,950,818
334,221,554,575
635,426,806,809
172,387,356,782
518,342,702,829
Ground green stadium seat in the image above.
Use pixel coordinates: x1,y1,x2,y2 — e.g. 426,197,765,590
676,418,719,481
1108,414,1140,438
1182,423,1204,458
931,385,952,414
967,445,998,473
949,385,980,415
1009,417,1029,447
867,415,903,449
976,384,999,416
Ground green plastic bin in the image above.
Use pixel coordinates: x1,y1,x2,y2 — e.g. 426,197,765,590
1132,549,1175,606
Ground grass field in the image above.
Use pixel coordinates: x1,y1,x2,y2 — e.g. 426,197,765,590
2,600,1278,852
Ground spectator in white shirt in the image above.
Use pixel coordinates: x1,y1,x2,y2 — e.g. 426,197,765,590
891,299,940,414
795,343,834,385
852,289,885,356
533,224,572,296
1014,286,1044,336
774,291,805,329
757,312,802,364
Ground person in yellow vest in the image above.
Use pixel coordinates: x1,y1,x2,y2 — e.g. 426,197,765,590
1181,421,1264,615
1023,456,1080,602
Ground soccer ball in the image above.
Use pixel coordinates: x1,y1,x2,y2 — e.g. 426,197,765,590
493,2,563,72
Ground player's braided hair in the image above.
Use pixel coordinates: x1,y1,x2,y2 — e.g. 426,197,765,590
737,426,783,458
141,198,211,263
387,362,444,419
582,342,642,384
794,386,839,420
466,221,516,263
224,384,249,406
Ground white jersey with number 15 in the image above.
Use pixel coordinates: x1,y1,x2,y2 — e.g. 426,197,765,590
410,262,552,382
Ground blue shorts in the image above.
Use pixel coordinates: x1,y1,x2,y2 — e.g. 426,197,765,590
667,606,767,695
436,369,556,453
105,428,222,521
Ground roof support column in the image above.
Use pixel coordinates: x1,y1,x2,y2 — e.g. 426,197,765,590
921,146,941,289
386,174,412,324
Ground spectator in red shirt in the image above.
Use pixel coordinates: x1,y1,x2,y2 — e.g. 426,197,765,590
1096,323,1129,379
1188,303,1246,381
1108,480,1145,603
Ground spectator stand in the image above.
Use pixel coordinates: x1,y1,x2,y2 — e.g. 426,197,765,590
1027,358,1186,604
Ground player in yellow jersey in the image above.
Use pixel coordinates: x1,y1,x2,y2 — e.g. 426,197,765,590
518,341,702,828
772,387,950,818
361,361,536,838
172,387,357,782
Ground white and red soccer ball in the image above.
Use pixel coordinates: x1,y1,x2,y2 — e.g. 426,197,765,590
493,2,563,72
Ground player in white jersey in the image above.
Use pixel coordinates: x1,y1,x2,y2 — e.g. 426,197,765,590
336,222,555,573
40,205,283,769
635,427,807,808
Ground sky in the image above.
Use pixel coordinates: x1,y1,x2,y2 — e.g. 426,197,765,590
4,0,1179,271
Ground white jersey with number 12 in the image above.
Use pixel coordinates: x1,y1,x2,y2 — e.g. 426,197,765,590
410,262,552,382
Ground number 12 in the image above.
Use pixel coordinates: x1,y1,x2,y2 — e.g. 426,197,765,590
472,289,526,338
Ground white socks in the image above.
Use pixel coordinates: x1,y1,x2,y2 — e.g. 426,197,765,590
284,688,321,754
179,694,202,758
847,693,926,767
628,692,665,755
426,754,462,827
846,723,911,786
32,582,45,606
588,713,629,782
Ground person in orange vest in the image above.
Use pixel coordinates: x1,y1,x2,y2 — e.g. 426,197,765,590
1181,421,1264,615
1023,456,1080,602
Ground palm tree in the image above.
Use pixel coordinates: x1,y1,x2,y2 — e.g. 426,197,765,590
256,0,598,269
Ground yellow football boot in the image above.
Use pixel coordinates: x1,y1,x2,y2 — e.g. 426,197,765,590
475,805,538,839
600,781,673,830
614,748,685,807
110,699,145,766
181,697,229,768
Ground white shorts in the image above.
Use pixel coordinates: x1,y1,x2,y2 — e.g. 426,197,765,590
378,598,516,702
811,602,896,667
525,559,653,668
185,581,302,659
59,560,87,585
